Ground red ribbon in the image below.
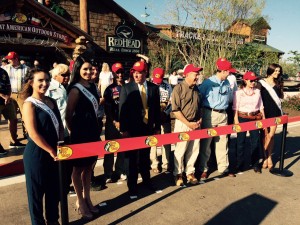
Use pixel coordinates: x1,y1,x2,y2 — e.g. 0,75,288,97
57,115,297,161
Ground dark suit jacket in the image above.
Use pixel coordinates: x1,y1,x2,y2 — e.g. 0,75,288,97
119,81,161,137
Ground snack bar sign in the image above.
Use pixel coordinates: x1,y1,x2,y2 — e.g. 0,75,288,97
0,23,69,43
106,24,142,54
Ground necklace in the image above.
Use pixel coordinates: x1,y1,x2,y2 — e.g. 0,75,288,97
242,88,254,96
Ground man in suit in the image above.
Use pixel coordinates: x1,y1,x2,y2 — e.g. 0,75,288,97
119,60,161,197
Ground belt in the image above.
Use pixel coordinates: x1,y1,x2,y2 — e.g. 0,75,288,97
238,110,260,116
204,106,226,113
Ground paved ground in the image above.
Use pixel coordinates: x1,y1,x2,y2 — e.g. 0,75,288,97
1,117,300,224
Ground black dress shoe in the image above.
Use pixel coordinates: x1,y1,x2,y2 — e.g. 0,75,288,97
142,182,158,192
253,167,262,174
220,170,236,178
128,189,138,197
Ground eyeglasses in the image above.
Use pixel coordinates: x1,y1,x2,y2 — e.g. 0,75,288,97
249,80,257,83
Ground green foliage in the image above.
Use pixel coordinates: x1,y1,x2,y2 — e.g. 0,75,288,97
231,43,278,75
279,60,298,77
231,43,262,71
282,94,300,111
288,51,300,67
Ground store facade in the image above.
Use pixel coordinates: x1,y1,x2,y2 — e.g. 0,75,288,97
0,0,151,71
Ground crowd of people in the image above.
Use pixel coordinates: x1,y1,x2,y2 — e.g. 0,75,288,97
0,50,284,224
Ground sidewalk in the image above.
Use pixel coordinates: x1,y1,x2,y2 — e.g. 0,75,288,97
0,119,300,224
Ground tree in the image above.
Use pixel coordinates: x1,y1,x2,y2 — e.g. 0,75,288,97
280,59,298,78
288,51,300,68
160,0,266,76
147,34,184,74
231,43,278,75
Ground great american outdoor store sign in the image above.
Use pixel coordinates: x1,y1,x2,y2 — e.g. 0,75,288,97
0,22,70,43
106,24,142,54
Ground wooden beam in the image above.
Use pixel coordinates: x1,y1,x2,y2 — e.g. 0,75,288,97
80,0,88,33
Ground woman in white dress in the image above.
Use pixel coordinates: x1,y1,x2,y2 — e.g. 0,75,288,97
98,62,113,97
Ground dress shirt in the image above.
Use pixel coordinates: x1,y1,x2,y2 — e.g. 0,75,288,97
199,74,232,110
4,64,29,93
138,81,148,100
45,79,68,136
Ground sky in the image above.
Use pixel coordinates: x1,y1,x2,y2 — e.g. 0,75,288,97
114,0,300,60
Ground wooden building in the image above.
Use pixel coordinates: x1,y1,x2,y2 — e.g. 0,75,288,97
0,0,152,71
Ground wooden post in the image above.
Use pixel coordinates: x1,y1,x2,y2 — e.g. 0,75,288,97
80,0,88,33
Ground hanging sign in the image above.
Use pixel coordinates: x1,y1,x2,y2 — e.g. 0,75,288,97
0,22,70,43
106,24,142,54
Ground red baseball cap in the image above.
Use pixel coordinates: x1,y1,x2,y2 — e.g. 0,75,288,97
112,62,124,73
130,61,148,74
243,71,258,80
216,58,236,72
183,64,203,76
5,52,19,60
152,67,165,84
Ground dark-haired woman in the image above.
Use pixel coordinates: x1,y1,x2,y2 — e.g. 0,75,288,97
232,71,265,173
257,64,283,170
65,56,100,219
22,69,64,225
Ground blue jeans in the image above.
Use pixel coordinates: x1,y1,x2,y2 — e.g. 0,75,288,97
236,117,262,169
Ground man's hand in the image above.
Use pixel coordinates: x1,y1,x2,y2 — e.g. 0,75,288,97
188,121,201,130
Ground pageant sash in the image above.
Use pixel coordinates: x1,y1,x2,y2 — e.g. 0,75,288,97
25,96,60,138
74,83,98,117
259,80,283,115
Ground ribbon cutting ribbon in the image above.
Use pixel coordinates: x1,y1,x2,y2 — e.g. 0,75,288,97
57,115,295,160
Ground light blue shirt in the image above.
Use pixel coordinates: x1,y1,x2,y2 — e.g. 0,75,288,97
199,75,232,110
45,79,68,137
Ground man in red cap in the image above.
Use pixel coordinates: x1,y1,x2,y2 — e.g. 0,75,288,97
150,67,174,173
171,64,202,186
119,60,161,197
102,62,128,184
198,58,236,179
3,51,27,148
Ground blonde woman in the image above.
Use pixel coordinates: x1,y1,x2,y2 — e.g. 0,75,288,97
98,62,113,97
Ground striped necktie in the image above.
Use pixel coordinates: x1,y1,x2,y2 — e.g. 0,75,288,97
141,84,148,124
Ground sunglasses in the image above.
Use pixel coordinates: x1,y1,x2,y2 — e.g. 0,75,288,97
60,73,70,77
249,80,257,83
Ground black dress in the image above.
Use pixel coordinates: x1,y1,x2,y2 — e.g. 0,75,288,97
69,84,100,167
23,98,62,224
257,82,282,118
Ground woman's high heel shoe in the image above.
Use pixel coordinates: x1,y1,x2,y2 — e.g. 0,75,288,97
75,202,93,220
267,157,273,170
262,160,268,169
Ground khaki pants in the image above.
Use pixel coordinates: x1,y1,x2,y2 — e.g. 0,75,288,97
199,108,229,173
150,122,172,170
173,119,200,176
10,93,24,116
